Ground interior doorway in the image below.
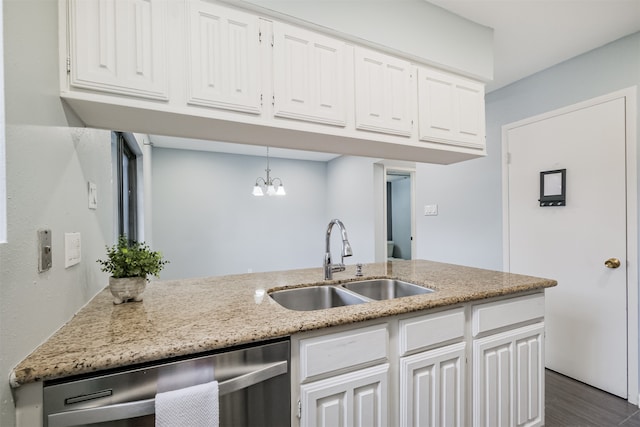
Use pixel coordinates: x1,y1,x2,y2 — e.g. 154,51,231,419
385,169,415,260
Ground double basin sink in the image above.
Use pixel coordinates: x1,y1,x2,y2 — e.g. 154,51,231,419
269,279,434,311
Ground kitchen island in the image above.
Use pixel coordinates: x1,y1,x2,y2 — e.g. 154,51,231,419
11,259,556,426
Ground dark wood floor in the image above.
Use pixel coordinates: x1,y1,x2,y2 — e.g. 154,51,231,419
546,369,640,426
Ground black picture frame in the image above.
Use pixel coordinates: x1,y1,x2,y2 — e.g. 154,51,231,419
539,169,566,207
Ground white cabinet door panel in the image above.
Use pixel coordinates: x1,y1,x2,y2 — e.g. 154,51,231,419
187,0,261,114
273,22,346,126
418,67,485,149
355,47,413,136
473,323,544,427
68,0,168,100
300,364,389,427
400,342,466,427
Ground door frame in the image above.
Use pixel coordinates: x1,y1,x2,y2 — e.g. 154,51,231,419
385,167,416,260
374,161,417,263
501,87,638,404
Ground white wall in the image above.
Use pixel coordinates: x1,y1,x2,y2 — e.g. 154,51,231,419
235,0,493,81
152,148,329,278
0,1,114,426
414,32,640,271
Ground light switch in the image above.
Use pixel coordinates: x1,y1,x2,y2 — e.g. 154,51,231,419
88,182,97,210
65,232,81,268
424,204,438,216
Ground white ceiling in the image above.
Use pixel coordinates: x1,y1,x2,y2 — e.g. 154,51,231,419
429,0,640,92
152,0,640,158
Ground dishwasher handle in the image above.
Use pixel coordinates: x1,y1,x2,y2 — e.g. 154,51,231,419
47,360,288,427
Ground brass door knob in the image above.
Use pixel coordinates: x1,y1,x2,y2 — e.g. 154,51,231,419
605,258,621,269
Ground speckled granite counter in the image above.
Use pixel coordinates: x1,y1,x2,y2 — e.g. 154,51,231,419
10,260,556,387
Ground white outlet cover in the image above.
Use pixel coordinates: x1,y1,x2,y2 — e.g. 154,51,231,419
65,232,81,268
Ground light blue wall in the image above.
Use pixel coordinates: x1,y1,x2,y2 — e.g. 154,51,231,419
414,32,640,271
152,148,328,278
326,155,378,266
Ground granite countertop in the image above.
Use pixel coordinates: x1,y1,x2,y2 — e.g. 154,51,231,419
10,260,556,387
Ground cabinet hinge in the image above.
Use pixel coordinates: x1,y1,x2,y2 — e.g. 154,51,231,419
272,94,275,107
259,30,262,43
271,33,274,47
506,152,512,164
66,57,71,74
260,93,263,107
297,399,302,419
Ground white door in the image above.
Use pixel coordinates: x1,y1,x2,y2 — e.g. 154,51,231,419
506,97,627,397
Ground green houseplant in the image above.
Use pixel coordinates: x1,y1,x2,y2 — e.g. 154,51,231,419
97,236,168,304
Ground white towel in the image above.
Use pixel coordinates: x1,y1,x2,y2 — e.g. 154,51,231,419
155,380,219,427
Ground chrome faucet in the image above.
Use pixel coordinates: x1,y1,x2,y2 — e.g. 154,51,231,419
324,219,353,280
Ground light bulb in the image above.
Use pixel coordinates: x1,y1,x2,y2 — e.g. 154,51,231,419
266,185,276,196
276,185,286,196
252,184,264,196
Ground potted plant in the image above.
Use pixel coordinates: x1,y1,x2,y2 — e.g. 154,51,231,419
97,236,169,304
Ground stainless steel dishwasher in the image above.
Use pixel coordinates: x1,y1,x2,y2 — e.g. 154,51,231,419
43,339,290,427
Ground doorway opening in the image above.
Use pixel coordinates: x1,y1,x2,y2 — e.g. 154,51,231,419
385,169,415,260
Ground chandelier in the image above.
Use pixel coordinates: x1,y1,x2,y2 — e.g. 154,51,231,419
252,147,286,196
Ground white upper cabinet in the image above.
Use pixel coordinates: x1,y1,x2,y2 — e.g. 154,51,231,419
67,0,169,100
186,0,262,114
418,66,486,149
61,0,488,164
354,47,413,137
272,22,347,126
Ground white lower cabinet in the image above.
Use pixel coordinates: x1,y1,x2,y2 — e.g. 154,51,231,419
471,294,546,427
400,342,466,427
292,292,546,427
300,364,389,427
472,323,545,427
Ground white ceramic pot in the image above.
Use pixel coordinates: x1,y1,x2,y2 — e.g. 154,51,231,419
109,276,146,304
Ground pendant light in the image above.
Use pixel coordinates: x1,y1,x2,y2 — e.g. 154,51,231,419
252,147,286,196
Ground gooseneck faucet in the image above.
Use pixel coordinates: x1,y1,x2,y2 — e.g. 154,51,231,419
324,219,353,280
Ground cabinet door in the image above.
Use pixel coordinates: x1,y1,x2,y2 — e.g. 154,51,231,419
68,0,168,100
400,342,466,427
418,67,485,149
186,0,261,114
473,323,544,427
354,47,413,137
300,364,389,427
273,22,347,126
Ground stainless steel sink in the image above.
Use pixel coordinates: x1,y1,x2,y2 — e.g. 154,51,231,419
269,286,369,311
341,279,434,300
